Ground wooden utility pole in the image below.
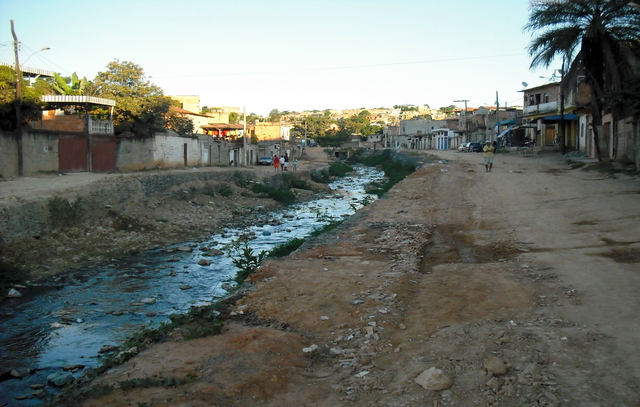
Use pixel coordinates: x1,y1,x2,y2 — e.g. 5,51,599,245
11,19,24,176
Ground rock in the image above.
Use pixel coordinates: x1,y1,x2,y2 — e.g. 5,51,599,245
486,376,502,392
62,364,85,372
414,367,453,390
10,367,31,379
47,372,75,387
484,356,508,376
179,285,192,290
176,246,192,252
302,344,319,353
209,248,224,256
14,394,30,400
197,259,211,266
7,288,21,298
140,298,156,304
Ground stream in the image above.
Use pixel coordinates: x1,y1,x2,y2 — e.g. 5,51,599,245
0,165,386,405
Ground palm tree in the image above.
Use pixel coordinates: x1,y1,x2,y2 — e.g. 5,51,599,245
524,0,640,160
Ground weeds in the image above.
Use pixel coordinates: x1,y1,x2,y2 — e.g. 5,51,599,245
350,149,417,196
270,238,306,258
225,240,269,285
251,183,296,205
48,196,85,228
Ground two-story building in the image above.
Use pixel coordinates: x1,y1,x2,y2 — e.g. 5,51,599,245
520,81,577,149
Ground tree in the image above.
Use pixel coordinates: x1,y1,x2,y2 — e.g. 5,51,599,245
228,111,239,124
88,60,174,137
268,108,282,122
0,65,43,131
525,0,640,160
341,110,371,135
291,115,333,138
52,72,88,95
165,111,195,135
439,105,457,113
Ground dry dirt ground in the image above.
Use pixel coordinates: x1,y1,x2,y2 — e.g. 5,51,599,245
5,148,640,406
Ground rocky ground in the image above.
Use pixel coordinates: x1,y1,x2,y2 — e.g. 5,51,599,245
3,148,640,406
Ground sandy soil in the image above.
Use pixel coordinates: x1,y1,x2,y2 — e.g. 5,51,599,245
6,148,640,406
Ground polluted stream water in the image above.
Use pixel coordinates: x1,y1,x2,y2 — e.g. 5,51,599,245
0,164,386,405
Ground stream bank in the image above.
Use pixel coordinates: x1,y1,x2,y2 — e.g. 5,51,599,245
0,164,331,288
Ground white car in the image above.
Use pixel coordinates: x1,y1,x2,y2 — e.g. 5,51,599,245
458,142,470,152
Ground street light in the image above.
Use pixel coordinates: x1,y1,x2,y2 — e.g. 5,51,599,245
22,47,50,66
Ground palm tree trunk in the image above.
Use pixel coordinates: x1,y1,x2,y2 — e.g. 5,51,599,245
590,100,604,161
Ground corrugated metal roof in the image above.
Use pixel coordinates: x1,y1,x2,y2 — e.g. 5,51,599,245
41,95,116,107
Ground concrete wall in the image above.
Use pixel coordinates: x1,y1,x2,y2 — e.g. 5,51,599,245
117,138,155,172
0,131,58,178
153,132,196,168
22,132,59,174
1,130,264,178
0,132,18,178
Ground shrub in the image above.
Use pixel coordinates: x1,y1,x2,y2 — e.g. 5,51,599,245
251,183,296,205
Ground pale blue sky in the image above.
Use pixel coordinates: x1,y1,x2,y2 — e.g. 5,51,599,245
1,0,556,116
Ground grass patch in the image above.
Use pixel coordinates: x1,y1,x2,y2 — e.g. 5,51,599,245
350,149,417,196
581,161,639,176
251,183,296,205
269,238,306,258
309,161,354,183
567,159,586,169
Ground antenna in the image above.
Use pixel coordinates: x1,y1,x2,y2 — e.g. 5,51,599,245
522,82,528,88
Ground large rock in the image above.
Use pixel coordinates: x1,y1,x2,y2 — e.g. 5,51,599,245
7,288,22,298
484,356,507,376
47,372,75,387
414,367,453,390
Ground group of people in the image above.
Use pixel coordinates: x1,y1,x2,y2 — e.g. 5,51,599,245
273,154,297,171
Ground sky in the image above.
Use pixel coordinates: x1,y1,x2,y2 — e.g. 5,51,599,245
0,0,558,116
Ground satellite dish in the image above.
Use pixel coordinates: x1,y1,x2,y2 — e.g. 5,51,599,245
522,82,529,87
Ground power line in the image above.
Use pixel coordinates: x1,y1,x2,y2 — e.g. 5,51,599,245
155,53,526,79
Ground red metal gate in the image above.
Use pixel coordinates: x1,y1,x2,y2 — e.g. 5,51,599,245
58,134,87,172
91,135,117,172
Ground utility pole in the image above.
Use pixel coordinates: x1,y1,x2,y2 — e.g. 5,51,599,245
454,99,469,141
495,91,500,142
11,19,24,176
560,56,566,155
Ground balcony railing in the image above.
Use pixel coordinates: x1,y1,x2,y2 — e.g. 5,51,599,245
523,101,558,116
88,117,114,134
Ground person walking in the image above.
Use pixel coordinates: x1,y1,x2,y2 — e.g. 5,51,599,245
483,140,495,172
280,156,285,171
273,155,279,171
292,157,298,171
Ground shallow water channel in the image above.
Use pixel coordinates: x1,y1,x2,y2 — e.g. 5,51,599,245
0,165,386,405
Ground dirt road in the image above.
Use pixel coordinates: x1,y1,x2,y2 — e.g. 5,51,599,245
15,149,640,406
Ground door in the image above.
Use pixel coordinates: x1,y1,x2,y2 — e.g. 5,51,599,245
58,134,87,172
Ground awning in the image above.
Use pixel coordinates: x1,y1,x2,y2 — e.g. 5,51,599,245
497,119,516,126
497,126,515,139
543,114,577,120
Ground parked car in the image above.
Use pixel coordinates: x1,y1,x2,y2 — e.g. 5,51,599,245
458,142,470,152
468,142,483,152
258,156,273,165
